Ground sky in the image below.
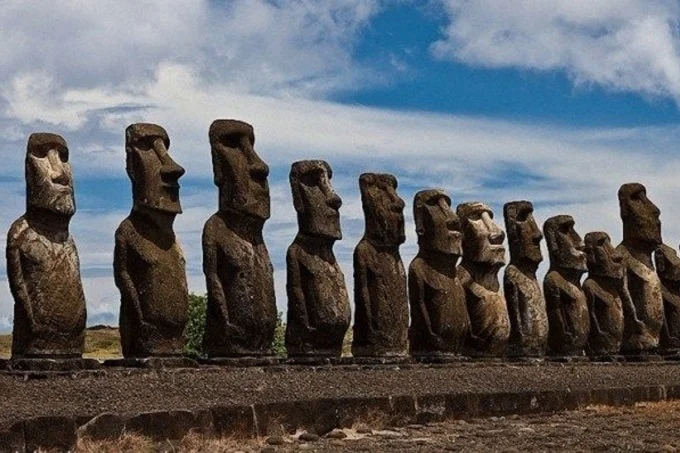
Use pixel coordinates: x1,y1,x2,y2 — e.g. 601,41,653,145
0,0,680,330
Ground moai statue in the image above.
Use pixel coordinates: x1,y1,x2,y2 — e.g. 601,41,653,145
457,202,510,357
543,215,589,357
285,160,351,357
114,123,189,358
503,201,548,357
7,133,86,358
617,183,663,353
408,190,469,358
654,244,680,353
352,173,409,358
202,120,277,357
583,232,641,357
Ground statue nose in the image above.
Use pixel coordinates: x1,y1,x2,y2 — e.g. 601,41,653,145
328,193,342,210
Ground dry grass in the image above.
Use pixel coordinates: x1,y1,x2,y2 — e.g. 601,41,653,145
0,327,122,359
75,431,258,453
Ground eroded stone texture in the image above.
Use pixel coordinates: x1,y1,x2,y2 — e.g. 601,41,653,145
352,173,408,357
202,120,276,357
115,123,188,358
285,160,350,357
457,202,510,357
543,215,589,356
408,190,469,357
583,232,636,356
655,244,680,351
617,183,663,353
503,200,548,357
8,133,86,358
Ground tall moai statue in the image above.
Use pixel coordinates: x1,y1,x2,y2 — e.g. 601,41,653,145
114,124,189,358
352,173,409,357
617,183,663,353
543,215,589,357
408,190,470,358
285,160,350,357
202,120,277,357
654,244,680,353
7,133,87,358
503,201,548,357
583,232,642,357
457,202,510,357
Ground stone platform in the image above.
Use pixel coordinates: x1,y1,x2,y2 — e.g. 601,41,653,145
3,361,680,450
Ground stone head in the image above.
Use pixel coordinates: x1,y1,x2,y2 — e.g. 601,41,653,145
26,133,75,217
504,200,543,265
290,160,342,241
209,119,270,220
544,215,587,272
655,244,680,283
584,231,624,279
619,183,661,248
414,189,461,256
359,173,405,246
457,202,505,266
125,123,185,214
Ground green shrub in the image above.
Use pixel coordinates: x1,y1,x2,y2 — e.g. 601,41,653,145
184,293,207,358
183,293,287,358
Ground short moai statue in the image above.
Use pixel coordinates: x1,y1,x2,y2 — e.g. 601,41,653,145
583,232,643,358
285,160,350,357
503,200,548,357
655,244,680,354
543,215,589,357
7,133,87,358
408,190,470,359
114,124,189,358
457,202,510,357
202,120,277,357
617,183,663,353
352,173,409,358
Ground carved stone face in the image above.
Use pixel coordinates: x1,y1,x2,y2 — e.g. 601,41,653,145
504,200,543,265
26,133,75,216
655,244,680,282
210,119,270,220
457,202,505,266
619,182,661,247
414,189,461,256
544,215,587,272
359,173,405,246
585,231,624,279
290,160,342,240
125,123,185,214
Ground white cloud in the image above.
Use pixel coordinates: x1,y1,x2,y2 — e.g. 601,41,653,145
432,0,680,102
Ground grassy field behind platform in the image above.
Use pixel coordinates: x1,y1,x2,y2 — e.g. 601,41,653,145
0,326,122,359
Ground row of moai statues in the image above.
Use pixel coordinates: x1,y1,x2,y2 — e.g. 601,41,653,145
6,121,677,362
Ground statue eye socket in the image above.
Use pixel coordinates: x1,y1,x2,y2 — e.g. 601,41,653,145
516,210,529,222
559,223,572,234
300,172,320,187
425,197,439,207
58,148,69,163
221,133,242,149
31,146,48,158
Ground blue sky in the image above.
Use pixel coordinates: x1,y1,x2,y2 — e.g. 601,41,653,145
0,0,679,329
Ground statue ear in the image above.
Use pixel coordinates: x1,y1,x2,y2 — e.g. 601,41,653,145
655,249,665,273
125,149,135,182
292,183,304,213
211,151,223,187
414,205,425,236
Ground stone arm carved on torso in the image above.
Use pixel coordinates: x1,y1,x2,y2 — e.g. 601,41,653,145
7,221,37,334
619,274,646,336
660,285,680,347
353,244,374,337
114,226,144,326
503,271,524,347
583,281,604,339
456,266,483,346
408,262,437,348
544,272,574,346
286,245,315,336
202,222,231,332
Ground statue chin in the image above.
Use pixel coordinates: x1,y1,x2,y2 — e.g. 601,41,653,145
31,195,75,217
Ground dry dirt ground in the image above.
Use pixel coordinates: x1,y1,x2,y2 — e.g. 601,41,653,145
0,326,122,359
75,401,680,452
